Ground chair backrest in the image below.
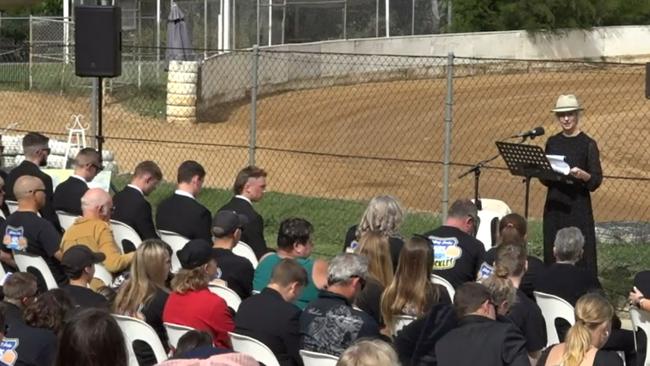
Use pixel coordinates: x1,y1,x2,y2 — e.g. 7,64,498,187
110,220,143,254
158,230,189,273
232,241,258,269
629,307,650,365
208,283,242,312
164,322,196,349
13,251,58,290
430,274,455,300
299,349,339,366
476,209,505,250
56,210,79,231
112,314,168,366
392,314,417,336
229,332,280,366
5,200,17,214
473,198,512,216
93,263,113,287
533,291,576,346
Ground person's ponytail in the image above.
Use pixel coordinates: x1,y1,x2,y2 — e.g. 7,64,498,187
562,320,592,366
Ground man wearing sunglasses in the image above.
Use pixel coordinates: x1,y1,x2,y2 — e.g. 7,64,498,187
5,132,62,233
423,199,485,289
53,148,102,216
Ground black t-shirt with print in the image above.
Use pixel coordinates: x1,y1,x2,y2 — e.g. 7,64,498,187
423,225,485,289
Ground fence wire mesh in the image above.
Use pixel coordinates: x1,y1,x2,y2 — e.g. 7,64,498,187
0,37,649,304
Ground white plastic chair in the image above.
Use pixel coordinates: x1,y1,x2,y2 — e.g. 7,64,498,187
229,332,280,366
93,263,113,287
472,198,512,216
164,322,196,349
476,209,505,251
232,241,258,269
158,230,189,273
392,314,417,336
112,314,168,366
629,307,650,365
110,220,143,254
299,349,339,366
209,283,242,312
431,274,455,301
56,210,79,231
5,200,17,214
534,291,575,347
14,251,58,290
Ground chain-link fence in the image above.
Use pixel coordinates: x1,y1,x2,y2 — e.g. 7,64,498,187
1,40,649,303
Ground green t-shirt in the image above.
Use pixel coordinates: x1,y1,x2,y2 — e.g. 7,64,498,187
253,253,318,309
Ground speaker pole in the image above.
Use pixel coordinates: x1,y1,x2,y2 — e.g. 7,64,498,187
91,77,103,156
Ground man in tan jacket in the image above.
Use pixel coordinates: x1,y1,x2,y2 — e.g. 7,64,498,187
59,188,134,289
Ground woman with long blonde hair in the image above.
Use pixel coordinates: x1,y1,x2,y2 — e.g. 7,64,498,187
354,231,394,325
380,236,450,332
113,239,172,361
538,293,622,366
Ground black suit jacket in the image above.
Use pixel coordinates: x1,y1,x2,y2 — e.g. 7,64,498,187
435,315,529,366
155,193,211,241
534,263,602,306
5,160,61,232
53,176,87,215
235,288,303,366
113,186,159,240
218,197,267,259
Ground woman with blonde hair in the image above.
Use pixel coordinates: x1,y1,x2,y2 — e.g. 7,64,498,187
336,339,401,366
163,239,234,349
113,239,172,360
538,293,622,366
381,236,450,333
480,271,516,317
354,231,394,325
344,195,404,270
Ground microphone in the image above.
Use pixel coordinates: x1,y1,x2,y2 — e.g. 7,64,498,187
513,127,545,139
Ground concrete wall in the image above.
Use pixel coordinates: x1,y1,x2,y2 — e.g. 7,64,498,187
198,26,650,117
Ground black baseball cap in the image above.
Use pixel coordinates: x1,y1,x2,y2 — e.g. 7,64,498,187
212,210,248,237
177,239,213,269
62,245,106,272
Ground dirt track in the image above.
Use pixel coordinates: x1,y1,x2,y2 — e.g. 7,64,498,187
2,65,649,221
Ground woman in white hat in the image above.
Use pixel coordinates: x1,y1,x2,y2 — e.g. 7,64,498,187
542,94,602,279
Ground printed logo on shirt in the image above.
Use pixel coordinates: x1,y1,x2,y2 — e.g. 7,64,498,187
346,241,359,253
0,337,19,366
2,226,27,251
477,262,494,280
429,235,463,270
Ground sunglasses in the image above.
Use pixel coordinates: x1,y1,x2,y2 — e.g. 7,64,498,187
90,163,104,172
28,188,46,194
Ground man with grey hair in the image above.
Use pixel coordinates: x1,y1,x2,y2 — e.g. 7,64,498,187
299,253,381,357
423,198,485,288
535,227,601,306
5,132,61,232
59,188,134,290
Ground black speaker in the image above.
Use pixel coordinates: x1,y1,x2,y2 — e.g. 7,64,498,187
75,6,122,77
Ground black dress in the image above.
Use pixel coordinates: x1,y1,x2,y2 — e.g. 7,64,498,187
543,132,602,277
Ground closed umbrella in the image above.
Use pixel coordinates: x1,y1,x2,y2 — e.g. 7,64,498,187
167,2,194,61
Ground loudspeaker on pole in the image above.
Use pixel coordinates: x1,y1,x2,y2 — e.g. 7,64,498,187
74,6,122,77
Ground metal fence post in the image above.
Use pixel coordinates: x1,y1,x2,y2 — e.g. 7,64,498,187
441,52,454,222
249,45,259,167
29,15,33,90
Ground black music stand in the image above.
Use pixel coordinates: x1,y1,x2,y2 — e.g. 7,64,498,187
495,141,571,218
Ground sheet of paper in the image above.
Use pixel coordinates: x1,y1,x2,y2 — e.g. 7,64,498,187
546,155,570,175
42,169,112,192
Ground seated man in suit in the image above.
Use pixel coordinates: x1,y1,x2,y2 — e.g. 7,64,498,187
156,160,211,241
300,253,381,357
218,166,268,259
5,132,61,232
59,188,134,290
211,210,254,299
53,147,102,216
3,175,67,288
1,272,58,366
235,258,307,366
435,282,529,366
112,160,162,240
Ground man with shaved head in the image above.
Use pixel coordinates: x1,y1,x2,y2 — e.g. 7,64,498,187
53,148,102,215
5,132,61,232
2,175,67,289
60,188,134,289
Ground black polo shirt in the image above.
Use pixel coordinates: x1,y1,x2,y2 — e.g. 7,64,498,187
506,288,547,353
61,284,109,309
212,248,254,300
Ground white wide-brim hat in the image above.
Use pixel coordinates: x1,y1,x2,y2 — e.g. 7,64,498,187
552,94,583,113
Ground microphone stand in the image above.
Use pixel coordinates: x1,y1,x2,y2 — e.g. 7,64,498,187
458,133,539,212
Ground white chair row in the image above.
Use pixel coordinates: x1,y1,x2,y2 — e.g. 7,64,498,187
533,291,575,347
431,273,455,301
113,314,168,366
229,332,339,366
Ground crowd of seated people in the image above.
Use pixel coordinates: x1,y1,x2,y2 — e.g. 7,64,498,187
0,131,647,366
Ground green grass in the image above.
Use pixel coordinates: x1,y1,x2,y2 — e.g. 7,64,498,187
112,175,645,307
